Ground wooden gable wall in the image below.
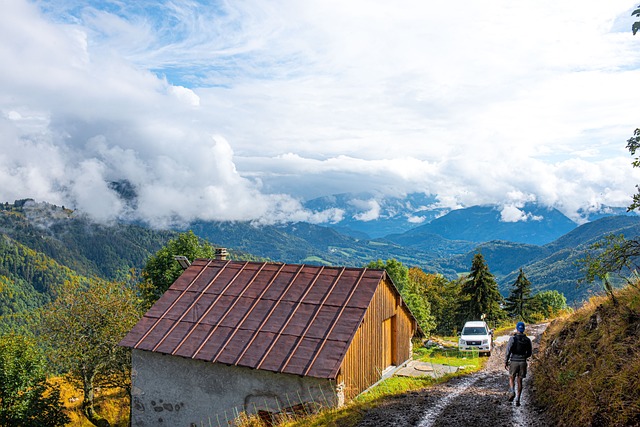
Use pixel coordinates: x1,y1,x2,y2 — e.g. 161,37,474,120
337,277,416,399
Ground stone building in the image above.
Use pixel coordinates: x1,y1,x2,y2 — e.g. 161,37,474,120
120,258,418,426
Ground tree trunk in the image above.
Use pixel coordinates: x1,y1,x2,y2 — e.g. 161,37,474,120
82,373,111,427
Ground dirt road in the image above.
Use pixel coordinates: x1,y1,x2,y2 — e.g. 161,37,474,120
357,323,553,427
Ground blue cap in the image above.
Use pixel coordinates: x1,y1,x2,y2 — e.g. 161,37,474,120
516,321,525,333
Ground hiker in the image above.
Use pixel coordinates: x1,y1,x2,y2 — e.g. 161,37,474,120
504,321,533,406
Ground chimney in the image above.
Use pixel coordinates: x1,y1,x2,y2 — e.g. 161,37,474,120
173,255,191,270
215,247,228,260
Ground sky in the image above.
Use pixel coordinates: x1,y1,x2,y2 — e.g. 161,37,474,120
2,0,640,227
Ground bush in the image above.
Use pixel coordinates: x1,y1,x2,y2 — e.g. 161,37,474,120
0,334,69,426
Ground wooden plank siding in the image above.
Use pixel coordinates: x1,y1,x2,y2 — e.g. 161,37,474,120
337,277,416,400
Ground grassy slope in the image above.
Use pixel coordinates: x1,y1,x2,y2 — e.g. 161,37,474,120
534,285,640,426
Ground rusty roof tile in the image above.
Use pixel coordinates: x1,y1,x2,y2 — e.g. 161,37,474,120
120,260,385,379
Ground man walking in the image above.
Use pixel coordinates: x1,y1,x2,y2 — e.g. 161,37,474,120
505,321,532,406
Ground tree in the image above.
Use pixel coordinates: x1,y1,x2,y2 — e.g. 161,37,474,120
627,128,640,211
532,290,568,318
579,233,640,305
458,252,505,325
577,126,640,304
633,5,640,35
366,259,435,335
580,11,640,303
366,258,408,291
0,334,69,427
504,269,535,321
40,279,143,427
408,268,460,335
141,230,215,306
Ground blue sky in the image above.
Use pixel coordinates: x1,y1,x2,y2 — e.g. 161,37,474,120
1,0,640,226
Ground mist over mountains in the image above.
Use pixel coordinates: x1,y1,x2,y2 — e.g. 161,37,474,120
2,195,639,308
303,192,634,243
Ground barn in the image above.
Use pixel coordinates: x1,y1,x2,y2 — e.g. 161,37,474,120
119,257,418,426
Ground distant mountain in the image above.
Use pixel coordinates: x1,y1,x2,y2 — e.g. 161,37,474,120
386,204,578,246
499,215,640,303
577,205,637,222
186,220,439,267
437,241,549,277
304,192,448,238
0,234,85,319
3,198,640,311
436,215,640,305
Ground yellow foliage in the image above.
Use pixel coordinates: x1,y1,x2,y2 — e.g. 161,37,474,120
50,377,130,427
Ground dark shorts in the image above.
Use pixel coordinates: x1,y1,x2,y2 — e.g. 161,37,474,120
509,361,527,379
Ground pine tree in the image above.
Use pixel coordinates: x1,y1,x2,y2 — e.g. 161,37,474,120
505,268,534,320
458,252,505,324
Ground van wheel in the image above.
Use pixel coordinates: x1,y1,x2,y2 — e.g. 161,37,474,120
486,351,491,357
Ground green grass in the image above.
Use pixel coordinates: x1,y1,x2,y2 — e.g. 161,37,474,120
301,256,331,264
271,373,463,427
367,241,389,247
413,346,483,369
259,344,486,427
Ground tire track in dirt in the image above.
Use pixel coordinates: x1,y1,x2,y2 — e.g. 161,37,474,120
356,323,554,427
416,372,489,427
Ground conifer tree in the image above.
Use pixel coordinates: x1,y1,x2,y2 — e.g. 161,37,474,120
458,252,505,324
505,268,534,320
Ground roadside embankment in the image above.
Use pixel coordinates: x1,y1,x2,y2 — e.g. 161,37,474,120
533,285,640,426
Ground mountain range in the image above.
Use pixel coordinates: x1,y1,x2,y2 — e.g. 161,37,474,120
1,196,639,318
302,192,633,242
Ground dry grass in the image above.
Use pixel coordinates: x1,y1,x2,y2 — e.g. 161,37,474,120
50,377,130,427
533,285,640,426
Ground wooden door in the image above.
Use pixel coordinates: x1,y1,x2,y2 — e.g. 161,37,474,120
382,317,393,368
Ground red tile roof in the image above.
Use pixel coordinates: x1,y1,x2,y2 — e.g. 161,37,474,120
120,259,386,379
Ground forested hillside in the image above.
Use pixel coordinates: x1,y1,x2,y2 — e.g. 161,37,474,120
187,219,439,267
2,199,639,316
0,235,85,318
0,200,176,280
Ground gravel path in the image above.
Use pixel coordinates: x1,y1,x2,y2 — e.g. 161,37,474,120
356,324,554,427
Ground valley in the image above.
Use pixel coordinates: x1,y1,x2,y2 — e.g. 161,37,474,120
2,198,639,313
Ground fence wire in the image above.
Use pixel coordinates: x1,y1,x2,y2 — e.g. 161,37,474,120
197,382,338,427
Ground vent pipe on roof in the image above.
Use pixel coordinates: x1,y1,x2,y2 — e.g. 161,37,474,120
215,248,228,260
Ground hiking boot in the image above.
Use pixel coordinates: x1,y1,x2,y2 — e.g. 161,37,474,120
508,391,515,402
516,400,521,407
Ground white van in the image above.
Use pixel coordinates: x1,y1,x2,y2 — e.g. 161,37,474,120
458,320,493,356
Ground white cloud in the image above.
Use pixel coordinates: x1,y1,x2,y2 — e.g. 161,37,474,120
1,0,640,226
407,215,427,224
352,199,382,222
500,205,544,223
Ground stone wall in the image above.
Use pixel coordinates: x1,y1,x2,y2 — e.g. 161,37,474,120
130,349,339,426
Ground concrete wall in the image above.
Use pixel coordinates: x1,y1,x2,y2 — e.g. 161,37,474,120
130,349,339,427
